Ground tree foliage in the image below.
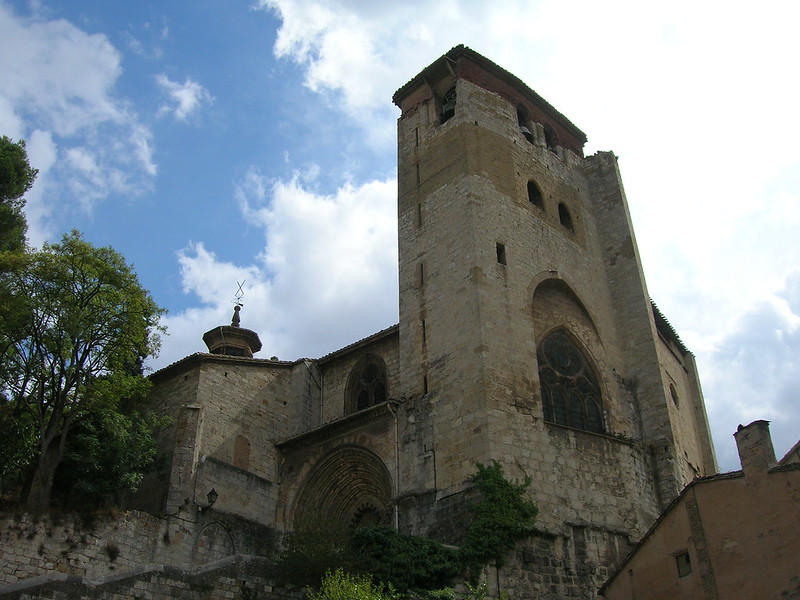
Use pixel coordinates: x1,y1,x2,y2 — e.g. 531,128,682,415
459,461,538,577
0,231,165,509
274,511,354,587
51,373,169,510
349,525,461,594
0,136,37,252
308,569,401,600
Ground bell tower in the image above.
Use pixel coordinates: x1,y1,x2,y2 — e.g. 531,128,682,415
392,46,716,593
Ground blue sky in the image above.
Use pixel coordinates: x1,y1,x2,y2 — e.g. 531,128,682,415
2,0,799,472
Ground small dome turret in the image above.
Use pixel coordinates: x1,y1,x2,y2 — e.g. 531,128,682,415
202,304,262,358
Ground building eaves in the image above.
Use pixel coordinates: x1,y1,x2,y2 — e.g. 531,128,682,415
651,300,690,355
393,44,587,144
149,351,295,381
777,438,800,466
317,324,399,365
598,469,744,595
276,401,396,450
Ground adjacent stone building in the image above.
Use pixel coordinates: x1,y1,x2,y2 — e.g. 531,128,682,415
599,420,800,600
130,45,718,597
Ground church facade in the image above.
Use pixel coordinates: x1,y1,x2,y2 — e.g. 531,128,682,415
134,46,717,597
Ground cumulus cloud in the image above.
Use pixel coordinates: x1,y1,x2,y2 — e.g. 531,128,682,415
251,0,800,472
156,74,213,121
0,4,157,243
701,270,800,470
153,171,398,369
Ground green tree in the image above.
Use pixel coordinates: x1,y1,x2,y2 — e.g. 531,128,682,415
0,231,164,509
0,136,38,252
51,373,170,510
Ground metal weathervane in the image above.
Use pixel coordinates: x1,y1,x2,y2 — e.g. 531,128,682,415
231,280,246,327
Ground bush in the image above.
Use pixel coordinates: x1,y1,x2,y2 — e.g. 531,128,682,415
274,513,354,587
459,460,538,578
349,525,461,593
308,569,400,600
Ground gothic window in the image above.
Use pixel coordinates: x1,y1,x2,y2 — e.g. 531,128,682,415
538,331,604,433
347,355,388,413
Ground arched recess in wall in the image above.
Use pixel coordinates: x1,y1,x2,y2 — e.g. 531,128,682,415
345,354,388,414
532,277,608,433
192,521,235,565
291,445,393,530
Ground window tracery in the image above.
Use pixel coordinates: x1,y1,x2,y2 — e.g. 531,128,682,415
538,331,604,433
347,355,388,413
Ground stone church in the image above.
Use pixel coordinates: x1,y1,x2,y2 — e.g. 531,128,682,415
134,46,717,597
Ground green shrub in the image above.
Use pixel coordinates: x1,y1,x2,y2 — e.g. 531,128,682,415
459,460,538,578
273,513,354,587
308,568,401,600
349,525,461,593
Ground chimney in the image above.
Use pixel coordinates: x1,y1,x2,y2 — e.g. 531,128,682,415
734,420,776,476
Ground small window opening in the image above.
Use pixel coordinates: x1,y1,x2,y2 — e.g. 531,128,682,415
527,180,543,208
418,262,425,286
676,552,692,578
558,203,574,231
416,203,423,227
543,123,559,152
670,384,679,407
416,163,420,186
421,319,427,343
415,127,419,147
441,87,456,123
496,242,506,265
423,374,429,394
517,106,533,143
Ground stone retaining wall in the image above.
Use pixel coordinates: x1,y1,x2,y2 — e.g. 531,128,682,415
0,554,301,600
0,510,275,587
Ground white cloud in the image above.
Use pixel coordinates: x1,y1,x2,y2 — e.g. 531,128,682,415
153,171,398,369
156,74,213,121
250,0,800,470
701,272,800,470
0,4,158,243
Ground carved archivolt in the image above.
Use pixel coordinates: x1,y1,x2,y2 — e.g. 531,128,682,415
292,445,392,529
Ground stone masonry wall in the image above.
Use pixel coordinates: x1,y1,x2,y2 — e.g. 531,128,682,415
0,510,275,588
0,555,300,600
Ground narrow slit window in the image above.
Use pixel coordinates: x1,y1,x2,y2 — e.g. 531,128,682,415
496,242,507,265
676,552,692,577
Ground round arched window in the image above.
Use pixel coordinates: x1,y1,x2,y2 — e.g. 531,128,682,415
538,331,604,433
